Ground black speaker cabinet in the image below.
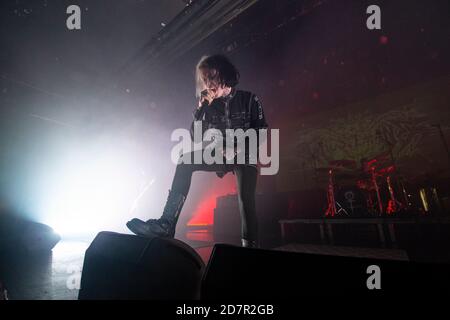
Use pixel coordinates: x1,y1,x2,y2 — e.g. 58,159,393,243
214,193,287,247
0,214,60,254
201,244,450,298
78,232,205,300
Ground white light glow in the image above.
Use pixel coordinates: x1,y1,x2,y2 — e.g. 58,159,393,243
38,140,154,237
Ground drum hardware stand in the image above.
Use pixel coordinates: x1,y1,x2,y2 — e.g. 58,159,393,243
387,148,409,211
371,167,384,215
325,169,349,217
379,129,409,210
399,179,411,208
366,192,378,215
386,176,403,214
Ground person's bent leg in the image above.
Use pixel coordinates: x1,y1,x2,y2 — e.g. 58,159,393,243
234,165,258,248
127,151,233,238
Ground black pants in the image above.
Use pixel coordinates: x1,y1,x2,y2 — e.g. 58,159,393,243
171,151,258,242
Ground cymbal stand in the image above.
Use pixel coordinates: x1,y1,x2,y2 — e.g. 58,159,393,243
386,176,402,214
371,167,384,215
325,169,349,217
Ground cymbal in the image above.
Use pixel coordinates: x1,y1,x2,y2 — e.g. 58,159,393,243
375,165,395,176
362,152,392,170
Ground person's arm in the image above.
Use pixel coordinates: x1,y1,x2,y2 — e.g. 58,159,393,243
193,103,207,120
190,104,206,141
190,90,216,141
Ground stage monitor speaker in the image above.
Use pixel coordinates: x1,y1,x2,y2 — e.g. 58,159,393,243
0,214,60,254
201,244,450,298
78,232,205,300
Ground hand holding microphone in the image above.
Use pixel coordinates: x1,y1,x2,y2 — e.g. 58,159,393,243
198,89,216,108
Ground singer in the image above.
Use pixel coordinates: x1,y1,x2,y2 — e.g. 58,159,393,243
126,54,268,248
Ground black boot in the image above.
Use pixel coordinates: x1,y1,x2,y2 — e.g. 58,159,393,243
126,190,186,238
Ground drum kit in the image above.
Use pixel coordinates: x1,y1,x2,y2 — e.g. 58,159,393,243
316,152,408,218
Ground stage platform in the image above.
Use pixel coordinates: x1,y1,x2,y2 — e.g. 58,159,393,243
2,222,449,299
279,216,450,247
274,243,409,261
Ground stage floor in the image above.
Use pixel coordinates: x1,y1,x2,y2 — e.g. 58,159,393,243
0,232,216,300
1,228,447,300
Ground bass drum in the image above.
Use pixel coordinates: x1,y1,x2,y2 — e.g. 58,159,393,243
336,186,367,217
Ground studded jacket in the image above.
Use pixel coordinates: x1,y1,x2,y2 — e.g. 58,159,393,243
190,87,268,167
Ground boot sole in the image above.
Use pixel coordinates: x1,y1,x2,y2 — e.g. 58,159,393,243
126,220,173,238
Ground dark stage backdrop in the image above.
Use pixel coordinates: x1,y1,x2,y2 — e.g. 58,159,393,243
279,76,450,191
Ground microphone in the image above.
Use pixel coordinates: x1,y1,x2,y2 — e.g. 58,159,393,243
199,89,210,108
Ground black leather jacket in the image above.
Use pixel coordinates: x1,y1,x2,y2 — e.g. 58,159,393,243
190,87,268,166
